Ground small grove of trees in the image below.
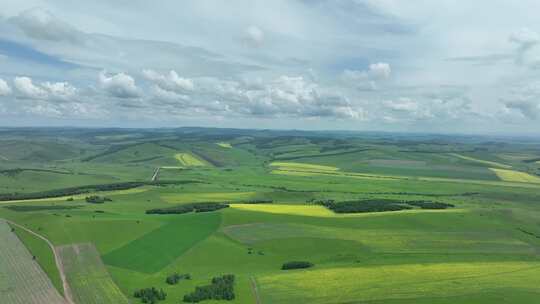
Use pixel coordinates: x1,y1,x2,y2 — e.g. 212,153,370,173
183,274,235,303
146,202,229,215
281,261,314,270
85,196,112,204
166,272,191,285
133,287,166,303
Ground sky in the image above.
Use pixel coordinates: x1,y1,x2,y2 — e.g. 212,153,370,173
1,0,540,134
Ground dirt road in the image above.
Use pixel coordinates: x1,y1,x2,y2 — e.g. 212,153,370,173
7,220,75,304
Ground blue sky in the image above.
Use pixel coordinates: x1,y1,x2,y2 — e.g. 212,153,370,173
0,0,540,134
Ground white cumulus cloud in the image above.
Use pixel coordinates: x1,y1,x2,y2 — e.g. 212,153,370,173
99,71,140,98
164,75,365,119
41,81,77,100
142,70,194,92
501,82,540,120
0,79,11,96
13,76,77,101
14,76,48,99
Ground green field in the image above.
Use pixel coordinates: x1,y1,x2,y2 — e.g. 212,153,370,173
258,262,540,304
103,212,221,273
1,128,540,304
57,243,129,304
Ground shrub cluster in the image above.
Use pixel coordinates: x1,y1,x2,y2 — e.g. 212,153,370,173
183,274,235,302
165,272,191,285
85,196,112,204
318,199,454,214
146,202,229,215
133,287,167,303
281,261,314,270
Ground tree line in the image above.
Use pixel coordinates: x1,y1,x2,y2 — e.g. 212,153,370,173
0,180,201,201
4,205,81,212
146,202,229,215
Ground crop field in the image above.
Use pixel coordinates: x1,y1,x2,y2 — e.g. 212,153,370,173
1,128,540,304
174,153,209,167
57,243,129,304
229,203,338,217
490,168,540,183
0,220,65,304
269,161,339,172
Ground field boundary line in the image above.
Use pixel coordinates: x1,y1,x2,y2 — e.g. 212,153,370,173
250,276,262,304
7,219,75,304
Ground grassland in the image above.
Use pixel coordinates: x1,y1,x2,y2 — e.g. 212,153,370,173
57,243,129,304
1,128,540,304
0,219,65,304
